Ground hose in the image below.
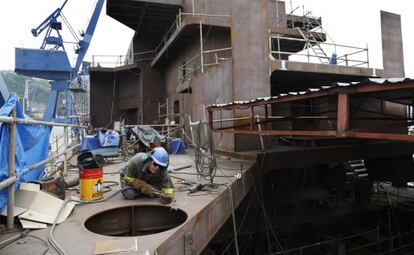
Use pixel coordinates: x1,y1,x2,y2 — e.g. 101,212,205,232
48,188,127,255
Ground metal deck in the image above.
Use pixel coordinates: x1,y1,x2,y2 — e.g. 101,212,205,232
1,152,255,255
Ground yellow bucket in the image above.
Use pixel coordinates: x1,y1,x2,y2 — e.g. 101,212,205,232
80,168,104,201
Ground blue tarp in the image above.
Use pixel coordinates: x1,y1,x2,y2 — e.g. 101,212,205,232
80,135,101,152
98,129,119,147
0,93,50,211
169,138,187,155
80,134,118,158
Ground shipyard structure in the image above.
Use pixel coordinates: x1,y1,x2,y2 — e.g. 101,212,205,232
86,0,412,254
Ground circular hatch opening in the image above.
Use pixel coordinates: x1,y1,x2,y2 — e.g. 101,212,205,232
85,205,187,236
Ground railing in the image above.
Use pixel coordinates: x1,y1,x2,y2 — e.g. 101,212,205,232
124,123,181,139
153,10,230,59
270,5,369,67
93,7,229,69
269,33,369,67
178,47,232,84
91,50,155,68
0,107,86,230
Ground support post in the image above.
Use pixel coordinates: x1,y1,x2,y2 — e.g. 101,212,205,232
199,21,204,73
64,125,68,174
56,134,59,155
268,30,272,58
166,98,170,138
250,106,254,130
208,110,213,130
7,107,16,230
337,93,349,136
276,0,279,26
192,0,195,16
256,115,264,150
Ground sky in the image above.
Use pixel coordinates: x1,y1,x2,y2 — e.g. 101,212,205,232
0,0,412,76
0,0,134,71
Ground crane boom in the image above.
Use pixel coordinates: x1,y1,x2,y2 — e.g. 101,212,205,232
73,0,105,75
15,0,105,123
31,0,69,50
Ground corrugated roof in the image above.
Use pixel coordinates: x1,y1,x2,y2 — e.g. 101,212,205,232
207,78,414,108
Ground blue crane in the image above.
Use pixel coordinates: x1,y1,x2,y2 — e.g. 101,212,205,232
15,0,105,123
0,73,10,107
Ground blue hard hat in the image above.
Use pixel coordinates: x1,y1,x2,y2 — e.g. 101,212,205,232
150,147,169,167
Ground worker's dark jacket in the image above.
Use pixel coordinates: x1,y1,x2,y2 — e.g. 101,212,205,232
126,152,174,193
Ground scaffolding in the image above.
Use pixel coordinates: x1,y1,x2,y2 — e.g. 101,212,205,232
270,7,369,67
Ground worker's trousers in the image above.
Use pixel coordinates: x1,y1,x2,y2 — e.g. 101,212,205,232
119,167,142,200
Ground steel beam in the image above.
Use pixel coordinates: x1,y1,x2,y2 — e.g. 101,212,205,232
258,141,414,172
217,129,337,137
207,80,414,111
337,93,349,134
343,131,414,142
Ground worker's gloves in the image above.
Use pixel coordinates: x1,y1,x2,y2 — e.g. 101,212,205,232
124,176,156,197
159,194,174,204
124,175,175,203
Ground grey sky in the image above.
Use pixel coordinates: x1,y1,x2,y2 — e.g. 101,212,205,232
0,0,412,76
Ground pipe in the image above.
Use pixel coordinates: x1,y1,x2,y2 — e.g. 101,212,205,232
181,13,230,18
0,176,17,191
199,21,204,73
63,126,68,175
7,107,16,230
192,0,195,16
0,116,84,128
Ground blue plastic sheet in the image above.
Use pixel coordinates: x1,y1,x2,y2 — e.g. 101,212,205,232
98,129,119,147
80,135,101,152
169,138,187,155
0,94,50,212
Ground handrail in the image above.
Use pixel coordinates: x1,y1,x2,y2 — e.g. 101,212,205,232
153,11,230,59
91,50,155,68
93,10,229,69
0,116,84,127
178,47,232,83
181,12,230,18
0,176,17,191
270,50,367,64
269,33,369,67
269,34,366,51
0,107,87,230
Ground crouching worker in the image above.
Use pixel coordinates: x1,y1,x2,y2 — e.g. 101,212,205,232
120,147,174,204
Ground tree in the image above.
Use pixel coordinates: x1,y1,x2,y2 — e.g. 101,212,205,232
0,71,50,105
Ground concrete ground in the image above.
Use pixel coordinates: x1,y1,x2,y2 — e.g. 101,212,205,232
0,150,255,255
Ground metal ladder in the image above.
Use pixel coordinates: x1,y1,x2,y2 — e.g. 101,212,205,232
297,10,337,64
346,159,369,179
296,27,330,64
